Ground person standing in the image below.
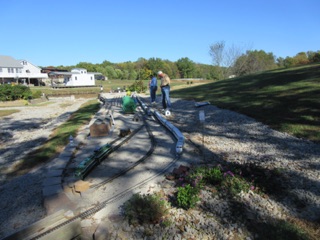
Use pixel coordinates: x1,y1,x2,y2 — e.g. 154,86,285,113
149,74,158,104
157,70,171,111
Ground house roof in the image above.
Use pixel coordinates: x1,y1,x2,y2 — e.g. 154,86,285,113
0,55,23,68
48,71,102,76
48,71,74,76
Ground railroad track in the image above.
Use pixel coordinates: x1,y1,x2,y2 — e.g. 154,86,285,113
3,95,184,240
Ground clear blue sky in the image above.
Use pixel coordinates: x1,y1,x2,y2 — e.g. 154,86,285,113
1,0,319,67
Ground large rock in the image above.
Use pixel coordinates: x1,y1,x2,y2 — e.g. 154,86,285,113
89,118,111,137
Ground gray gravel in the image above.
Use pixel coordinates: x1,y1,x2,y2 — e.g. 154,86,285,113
0,97,92,239
0,95,319,239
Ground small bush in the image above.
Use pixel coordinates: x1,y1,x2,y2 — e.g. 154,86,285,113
176,184,199,210
220,172,251,195
128,80,146,93
205,167,224,185
0,84,32,101
123,192,169,225
186,166,223,187
32,90,42,99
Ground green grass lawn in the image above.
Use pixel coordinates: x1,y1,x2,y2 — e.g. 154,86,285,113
4,99,100,178
3,63,319,176
171,63,320,143
31,79,211,96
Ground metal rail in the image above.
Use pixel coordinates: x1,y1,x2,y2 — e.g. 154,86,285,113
5,95,182,240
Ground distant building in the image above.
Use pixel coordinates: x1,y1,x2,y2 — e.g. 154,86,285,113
0,55,48,85
48,68,102,87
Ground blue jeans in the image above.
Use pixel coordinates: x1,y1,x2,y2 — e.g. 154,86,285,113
150,86,157,103
161,85,171,109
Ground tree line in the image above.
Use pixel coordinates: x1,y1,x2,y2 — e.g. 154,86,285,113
47,43,319,81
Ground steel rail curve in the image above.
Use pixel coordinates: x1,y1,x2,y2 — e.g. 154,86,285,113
26,95,183,240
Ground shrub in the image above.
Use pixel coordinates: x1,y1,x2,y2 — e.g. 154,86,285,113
128,80,146,93
220,172,251,195
0,85,32,101
123,192,169,225
32,90,42,99
186,166,223,187
176,184,199,209
205,167,224,185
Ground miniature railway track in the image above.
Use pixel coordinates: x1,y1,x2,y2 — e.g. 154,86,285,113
30,155,180,240
90,113,157,189
6,95,183,240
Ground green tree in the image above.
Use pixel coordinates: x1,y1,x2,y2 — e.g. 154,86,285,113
176,57,196,78
105,66,117,79
115,69,123,79
312,52,320,62
140,68,152,80
128,70,138,80
163,60,180,79
276,57,285,68
283,57,297,68
75,62,97,72
293,52,309,65
306,51,320,63
233,50,276,76
135,58,148,80
146,58,165,74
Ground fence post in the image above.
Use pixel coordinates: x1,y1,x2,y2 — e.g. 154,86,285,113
199,110,206,162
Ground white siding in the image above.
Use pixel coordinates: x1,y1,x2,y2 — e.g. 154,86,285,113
64,68,95,86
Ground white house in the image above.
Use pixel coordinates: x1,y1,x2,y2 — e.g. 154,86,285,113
48,68,98,87
0,55,48,85
19,59,48,85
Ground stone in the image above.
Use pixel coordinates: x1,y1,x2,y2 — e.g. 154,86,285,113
94,223,110,240
89,119,111,137
74,180,91,193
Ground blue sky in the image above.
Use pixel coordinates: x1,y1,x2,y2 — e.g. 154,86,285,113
1,0,319,67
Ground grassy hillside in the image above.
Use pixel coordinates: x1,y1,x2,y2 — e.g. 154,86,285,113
171,63,320,143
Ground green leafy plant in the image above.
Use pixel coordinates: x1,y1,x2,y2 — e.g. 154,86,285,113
32,90,42,99
0,84,32,101
205,167,224,185
187,166,223,187
176,184,199,210
123,192,169,225
220,171,251,196
128,80,146,93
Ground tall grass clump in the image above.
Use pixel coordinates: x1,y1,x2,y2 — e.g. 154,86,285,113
123,192,170,225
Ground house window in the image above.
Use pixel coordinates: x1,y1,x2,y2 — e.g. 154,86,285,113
90,76,93,80
0,68,2,73
22,61,27,65
8,68,14,73
75,76,77,80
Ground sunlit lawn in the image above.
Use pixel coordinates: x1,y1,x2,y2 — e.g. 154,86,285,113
171,63,320,143
4,99,100,178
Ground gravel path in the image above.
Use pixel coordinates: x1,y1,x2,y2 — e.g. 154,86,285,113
0,95,319,239
169,98,320,222
0,97,92,238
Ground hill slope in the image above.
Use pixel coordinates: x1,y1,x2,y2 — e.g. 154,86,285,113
171,64,320,143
